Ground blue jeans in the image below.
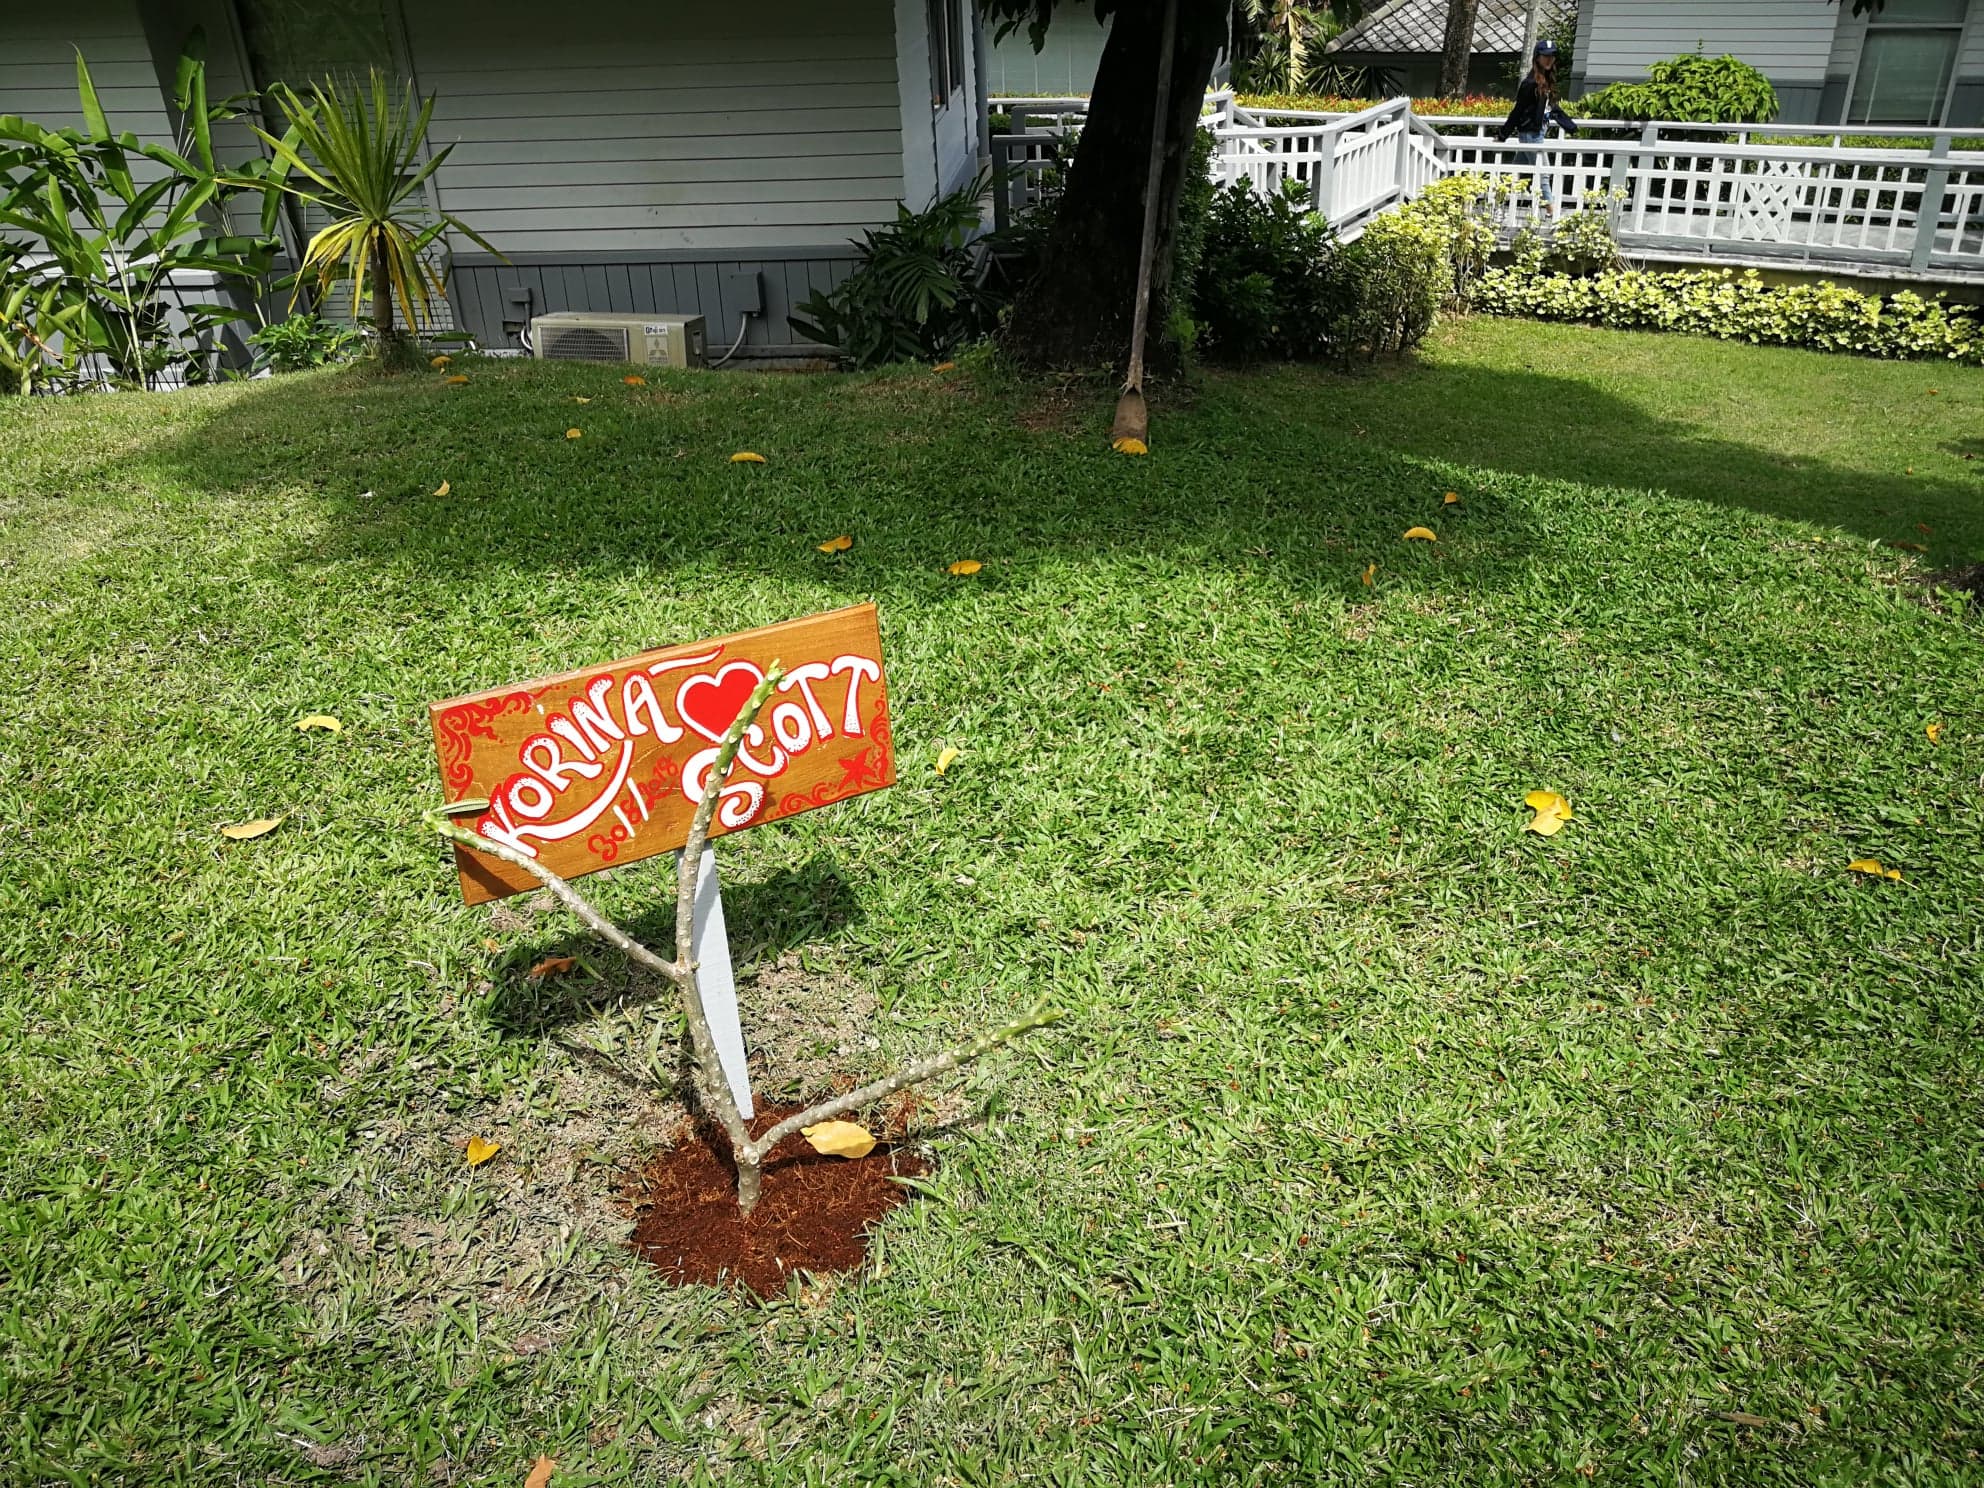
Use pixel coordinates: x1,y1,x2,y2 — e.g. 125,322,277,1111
1517,131,1554,204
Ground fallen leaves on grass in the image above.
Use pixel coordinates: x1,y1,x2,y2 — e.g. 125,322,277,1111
433,480,451,497
802,1120,877,1159
1847,858,1903,881
730,451,766,464
1362,563,1376,586
948,559,982,575
935,745,961,775
817,534,853,554
525,1454,556,1488
572,396,591,404
623,375,645,386
218,817,284,840
1112,436,1149,455
443,375,469,386
429,355,451,368
1403,526,1437,542
932,361,956,373
1926,721,1943,743
565,428,582,440
466,1136,501,1167
527,955,576,980
1443,491,1460,506
294,714,342,733
1523,790,1575,836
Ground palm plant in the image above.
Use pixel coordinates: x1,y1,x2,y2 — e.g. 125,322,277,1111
252,72,498,357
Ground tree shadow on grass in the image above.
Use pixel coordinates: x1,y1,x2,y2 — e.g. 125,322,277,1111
116,349,1981,606
484,856,860,1037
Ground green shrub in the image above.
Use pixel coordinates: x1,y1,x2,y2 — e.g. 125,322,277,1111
1346,211,1446,354
1191,180,1345,360
790,174,1005,369
1578,53,1779,125
1475,264,1983,364
248,313,365,373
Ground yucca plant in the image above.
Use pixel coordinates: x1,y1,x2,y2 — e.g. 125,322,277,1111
252,72,498,359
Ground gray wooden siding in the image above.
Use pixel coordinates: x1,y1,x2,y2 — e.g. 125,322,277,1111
447,250,859,360
0,1,173,177
1577,0,1838,83
405,0,906,256
986,3,1110,95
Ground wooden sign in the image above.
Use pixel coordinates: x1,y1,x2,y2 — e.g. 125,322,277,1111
431,603,895,904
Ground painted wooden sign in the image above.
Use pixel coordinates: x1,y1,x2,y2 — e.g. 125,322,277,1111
431,603,895,904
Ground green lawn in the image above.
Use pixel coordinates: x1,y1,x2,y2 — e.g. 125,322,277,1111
3,318,1981,1486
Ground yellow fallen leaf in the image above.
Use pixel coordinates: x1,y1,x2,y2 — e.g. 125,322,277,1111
524,1457,556,1488
527,955,576,980
932,361,957,373
623,374,645,386
1443,491,1460,506
1112,436,1148,455
430,354,451,369
1925,721,1943,744
1403,526,1437,542
1846,858,1902,880
433,480,451,497
1522,790,1574,836
948,559,983,576
935,745,961,776
1361,562,1376,586
817,534,853,554
218,817,283,840
294,714,342,733
465,1135,501,1167
730,451,766,464
565,427,582,440
802,1120,876,1159
572,395,591,404
444,374,469,386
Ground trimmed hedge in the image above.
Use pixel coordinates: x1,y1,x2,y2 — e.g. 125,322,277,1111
1474,265,1984,364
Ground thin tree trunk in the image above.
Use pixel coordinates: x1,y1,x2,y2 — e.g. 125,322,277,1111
1002,0,1228,373
1438,0,1480,99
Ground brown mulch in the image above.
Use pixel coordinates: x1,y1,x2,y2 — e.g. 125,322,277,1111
623,1106,924,1295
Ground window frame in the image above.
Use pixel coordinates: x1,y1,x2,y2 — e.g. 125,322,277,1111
1841,1,1971,127
926,0,966,109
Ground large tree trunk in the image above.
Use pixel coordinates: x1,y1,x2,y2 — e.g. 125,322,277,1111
1002,0,1228,373
1438,0,1480,98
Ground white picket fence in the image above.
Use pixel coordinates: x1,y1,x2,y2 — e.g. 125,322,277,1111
991,93,1984,281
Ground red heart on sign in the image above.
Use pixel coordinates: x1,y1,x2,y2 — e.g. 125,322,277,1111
676,661,767,743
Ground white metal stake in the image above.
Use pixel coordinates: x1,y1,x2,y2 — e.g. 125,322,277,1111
684,845,754,1118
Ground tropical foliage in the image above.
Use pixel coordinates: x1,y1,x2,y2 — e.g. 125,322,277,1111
252,72,498,352
0,47,283,390
1578,53,1781,125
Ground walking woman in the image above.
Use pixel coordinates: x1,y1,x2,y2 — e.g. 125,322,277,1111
1497,38,1577,210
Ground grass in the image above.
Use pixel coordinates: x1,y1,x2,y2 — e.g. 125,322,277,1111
2,317,1981,1486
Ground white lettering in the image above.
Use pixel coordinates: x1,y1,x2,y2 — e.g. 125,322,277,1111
831,654,882,736
770,700,813,753
620,672,681,743
779,662,835,739
521,735,601,792
571,676,626,754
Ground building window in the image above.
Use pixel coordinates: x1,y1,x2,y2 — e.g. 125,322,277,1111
1847,0,1967,124
927,0,966,106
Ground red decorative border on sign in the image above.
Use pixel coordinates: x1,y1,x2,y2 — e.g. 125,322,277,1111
435,691,535,792
773,701,893,818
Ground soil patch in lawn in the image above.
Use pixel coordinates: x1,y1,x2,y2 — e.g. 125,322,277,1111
625,1105,924,1295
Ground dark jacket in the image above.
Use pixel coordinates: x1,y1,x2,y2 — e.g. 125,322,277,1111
1498,74,1575,140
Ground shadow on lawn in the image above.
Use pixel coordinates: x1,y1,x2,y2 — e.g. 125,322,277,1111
128,349,1980,599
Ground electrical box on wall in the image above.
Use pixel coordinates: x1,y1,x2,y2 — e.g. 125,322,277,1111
528,312,708,368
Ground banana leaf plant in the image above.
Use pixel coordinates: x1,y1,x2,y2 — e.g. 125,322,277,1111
0,44,286,390
250,73,501,357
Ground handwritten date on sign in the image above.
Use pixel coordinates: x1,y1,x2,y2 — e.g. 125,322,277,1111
430,603,895,903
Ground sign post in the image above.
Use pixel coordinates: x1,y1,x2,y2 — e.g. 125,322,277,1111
428,603,896,1117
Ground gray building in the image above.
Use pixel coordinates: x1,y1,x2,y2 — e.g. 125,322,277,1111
1,0,994,360
1570,0,1984,126
1324,0,1576,98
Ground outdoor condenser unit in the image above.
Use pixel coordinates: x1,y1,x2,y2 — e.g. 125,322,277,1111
529,311,707,368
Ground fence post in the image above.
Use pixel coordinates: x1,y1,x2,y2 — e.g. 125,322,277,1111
1912,132,1952,271
1392,100,1412,208
1314,124,1338,219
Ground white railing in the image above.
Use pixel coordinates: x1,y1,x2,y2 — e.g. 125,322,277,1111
989,96,1984,279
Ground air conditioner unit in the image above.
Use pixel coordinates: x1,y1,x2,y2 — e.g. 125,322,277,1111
529,311,707,368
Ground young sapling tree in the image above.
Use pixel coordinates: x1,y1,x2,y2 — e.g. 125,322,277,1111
429,663,1061,1215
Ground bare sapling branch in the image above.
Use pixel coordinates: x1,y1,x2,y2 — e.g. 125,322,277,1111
424,660,1065,1217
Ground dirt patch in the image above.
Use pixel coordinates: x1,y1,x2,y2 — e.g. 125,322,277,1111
1930,561,1984,606
624,1105,924,1295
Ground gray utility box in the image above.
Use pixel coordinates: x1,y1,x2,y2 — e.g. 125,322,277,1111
530,312,708,368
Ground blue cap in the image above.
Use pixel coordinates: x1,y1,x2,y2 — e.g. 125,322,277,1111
1534,39,1559,56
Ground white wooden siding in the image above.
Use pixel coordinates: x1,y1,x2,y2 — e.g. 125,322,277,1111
0,1,172,171
405,0,906,255
1579,0,1838,83
987,2,1110,95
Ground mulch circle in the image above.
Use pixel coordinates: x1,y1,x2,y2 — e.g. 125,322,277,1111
624,1105,925,1296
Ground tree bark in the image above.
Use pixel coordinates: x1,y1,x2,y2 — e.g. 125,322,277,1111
1437,0,1480,99
1002,0,1228,373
